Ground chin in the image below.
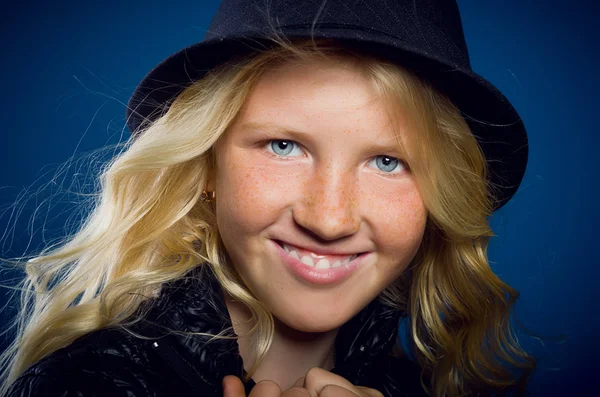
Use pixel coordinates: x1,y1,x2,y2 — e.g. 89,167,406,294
273,306,353,334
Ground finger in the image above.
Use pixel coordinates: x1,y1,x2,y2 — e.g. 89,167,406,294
294,377,305,387
318,384,359,397
223,375,246,397
302,368,358,397
301,368,382,397
356,386,384,397
281,386,311,397
248,380,282,397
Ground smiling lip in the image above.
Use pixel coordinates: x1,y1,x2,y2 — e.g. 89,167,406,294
271,239,369,285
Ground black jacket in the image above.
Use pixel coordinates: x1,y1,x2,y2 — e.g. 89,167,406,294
4,266,427,396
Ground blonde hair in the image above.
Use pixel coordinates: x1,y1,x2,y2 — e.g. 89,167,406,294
0,36,535,396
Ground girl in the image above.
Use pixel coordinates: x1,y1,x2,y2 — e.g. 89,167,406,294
0,0,536,396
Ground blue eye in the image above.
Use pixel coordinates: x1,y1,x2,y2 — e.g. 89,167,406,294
266,139,407,175
369,155,405,174
268,140,303,157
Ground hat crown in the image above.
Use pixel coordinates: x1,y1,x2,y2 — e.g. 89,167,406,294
205,0,470,69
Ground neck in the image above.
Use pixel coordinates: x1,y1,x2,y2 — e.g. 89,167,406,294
225,297,338,391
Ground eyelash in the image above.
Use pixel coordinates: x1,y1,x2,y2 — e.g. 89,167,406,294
263,139,408,176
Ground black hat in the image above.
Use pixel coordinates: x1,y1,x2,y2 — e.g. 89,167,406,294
126,0,528,212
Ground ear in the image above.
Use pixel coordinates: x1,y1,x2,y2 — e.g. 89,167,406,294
206,168,216,192
205,149,217,192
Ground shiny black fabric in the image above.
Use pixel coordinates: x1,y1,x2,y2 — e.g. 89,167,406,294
4,266,428,396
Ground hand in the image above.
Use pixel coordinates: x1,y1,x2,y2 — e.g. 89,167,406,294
295,368,384,397
222,368,384,397
223,375,308,397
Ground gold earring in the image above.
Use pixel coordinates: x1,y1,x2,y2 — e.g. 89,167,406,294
200,190,216,202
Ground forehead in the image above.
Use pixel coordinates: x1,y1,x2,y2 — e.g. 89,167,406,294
231,57,412,153
251,58,375,107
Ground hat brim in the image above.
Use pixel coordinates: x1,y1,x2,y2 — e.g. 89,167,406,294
126,27,528,212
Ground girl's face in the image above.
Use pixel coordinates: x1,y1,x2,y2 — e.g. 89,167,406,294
213,58,427,333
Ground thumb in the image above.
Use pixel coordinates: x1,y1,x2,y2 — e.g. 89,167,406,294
223,375,246,397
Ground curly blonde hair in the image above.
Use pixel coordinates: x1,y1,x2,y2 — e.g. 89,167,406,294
0,37,535,396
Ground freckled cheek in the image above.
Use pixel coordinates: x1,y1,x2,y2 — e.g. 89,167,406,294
216,159,302,231
364,188,427,255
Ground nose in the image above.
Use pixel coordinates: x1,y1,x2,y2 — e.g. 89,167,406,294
292,163,361,241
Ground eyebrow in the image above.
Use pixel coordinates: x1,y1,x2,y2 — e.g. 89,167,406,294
237,121,408,157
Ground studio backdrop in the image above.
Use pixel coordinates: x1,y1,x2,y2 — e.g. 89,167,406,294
0,1,597,395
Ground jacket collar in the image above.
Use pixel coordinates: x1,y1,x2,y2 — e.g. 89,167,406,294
134,265,402,392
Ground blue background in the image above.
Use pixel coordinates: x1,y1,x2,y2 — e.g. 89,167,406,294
0,1,597,395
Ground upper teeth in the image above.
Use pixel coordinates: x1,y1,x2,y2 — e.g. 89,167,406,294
282,243,358,268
